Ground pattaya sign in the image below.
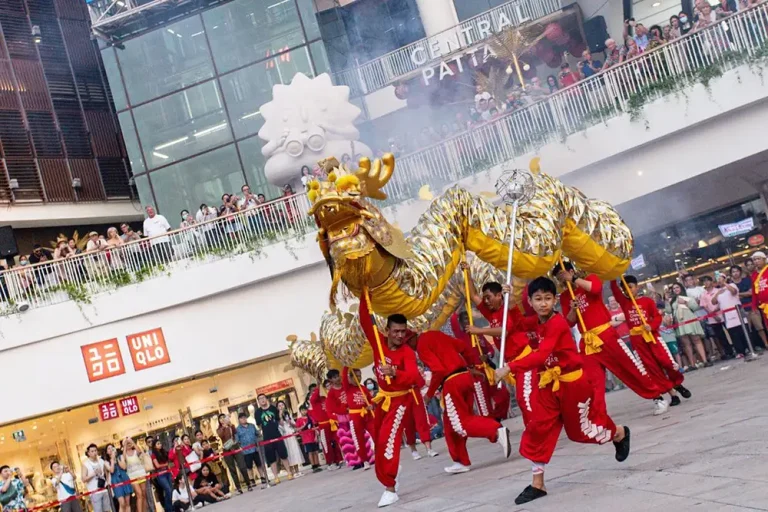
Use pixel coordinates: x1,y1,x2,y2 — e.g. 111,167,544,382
411,8,531,86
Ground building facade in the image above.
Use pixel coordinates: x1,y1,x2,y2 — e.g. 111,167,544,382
0,0,132,205
101,0,328,220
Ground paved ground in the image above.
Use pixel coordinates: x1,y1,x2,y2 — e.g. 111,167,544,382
218,357,768,511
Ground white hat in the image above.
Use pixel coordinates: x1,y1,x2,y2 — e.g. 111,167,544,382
752,250,767,260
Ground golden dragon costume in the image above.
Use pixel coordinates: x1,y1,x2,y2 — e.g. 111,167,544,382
290,154,633,376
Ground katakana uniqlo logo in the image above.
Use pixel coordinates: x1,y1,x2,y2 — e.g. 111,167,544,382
81,340,126,382
98,401,119,421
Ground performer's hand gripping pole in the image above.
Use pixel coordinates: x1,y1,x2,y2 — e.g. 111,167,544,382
363,286,391,385
620,275,655,344
350,368,375,417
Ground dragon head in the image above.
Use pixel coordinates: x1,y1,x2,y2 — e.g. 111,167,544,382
308,153,413,306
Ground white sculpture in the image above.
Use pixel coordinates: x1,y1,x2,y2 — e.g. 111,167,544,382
258,73,372,188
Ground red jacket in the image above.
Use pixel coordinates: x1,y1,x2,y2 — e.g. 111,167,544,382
610,281,662,333
416,331,475,400
342,367,372,408
325,385,347,418
308,387,329,423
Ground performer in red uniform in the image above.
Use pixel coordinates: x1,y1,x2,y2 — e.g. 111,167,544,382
360,292,424,508
450,312,493,418
308,383,343,468
752,251,768,326
459,262,521,421
496,277,631,505
342,367,375,470
416,330,511,473
610,276,692,408
553,261,668,416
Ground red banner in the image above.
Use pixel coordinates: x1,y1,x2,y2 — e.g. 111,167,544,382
255,378,294,396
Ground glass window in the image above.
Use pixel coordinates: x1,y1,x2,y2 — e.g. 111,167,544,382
220,46,313,140
309,40,330,76
133,80,232,170
149,145,245,218
118,111,145,174
453,0,508,22
202,0,306,74
101,48,128,111
117,16,215,106
133,173,155,209
238,136,282,199
297,0,320,40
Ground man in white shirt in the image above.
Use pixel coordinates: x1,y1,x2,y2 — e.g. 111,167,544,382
81,444,110,512
143,206,173,263
51,461,82,512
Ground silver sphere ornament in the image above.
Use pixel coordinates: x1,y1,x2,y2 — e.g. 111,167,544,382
495,168,535,205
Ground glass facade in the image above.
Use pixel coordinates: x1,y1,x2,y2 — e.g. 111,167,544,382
103,0,324,218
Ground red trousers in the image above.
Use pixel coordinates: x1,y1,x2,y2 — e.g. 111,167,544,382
491,383,511,421
629,333,683,391
520,370,617,464
443,372,501,466
374,394,414,488
583,332,664,412
472,374,492,417
349,411,376,463
514,369,540,426
404,393,432,445
318,422,343,465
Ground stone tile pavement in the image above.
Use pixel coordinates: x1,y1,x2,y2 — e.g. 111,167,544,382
212,357,768,511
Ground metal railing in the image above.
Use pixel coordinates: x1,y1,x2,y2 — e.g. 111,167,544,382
384,2,768,204
0,193,313,315
332,0,563,95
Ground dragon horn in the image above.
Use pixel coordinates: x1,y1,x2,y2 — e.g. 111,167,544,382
356,153,395,201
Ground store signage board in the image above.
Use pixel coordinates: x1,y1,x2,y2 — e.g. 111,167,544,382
119,396,141,416
630,254,646,270
81,339,126,383
12,430,25,442
127,328,171,371
748,234,764,246
99,401,120,421
256,378,294,396
718,218,754,238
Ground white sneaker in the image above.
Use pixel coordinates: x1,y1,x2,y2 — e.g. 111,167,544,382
363,461,371,471
427,448,439,457
444,462,470,474
497,425,512,458
653,398,668,416
411,450,422,460
378,490,399,508
194,504,204,509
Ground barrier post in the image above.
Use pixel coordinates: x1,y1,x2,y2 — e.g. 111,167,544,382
257,443,271,489
107,484,117,512
737,305,759,362
176,446,195,505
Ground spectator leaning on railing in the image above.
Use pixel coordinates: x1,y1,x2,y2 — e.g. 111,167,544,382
143,206,173,263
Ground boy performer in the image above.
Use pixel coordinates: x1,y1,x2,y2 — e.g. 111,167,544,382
610,276,692,408
342,367,375,470
416,330,512,474
496,277,631,505
554,260,668,415
308,381,343,468
360,292,424,508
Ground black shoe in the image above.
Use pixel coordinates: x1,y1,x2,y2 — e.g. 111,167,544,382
237,489,243,495
247,486,253,492
514,485,548,505
704,361,714,368
312,467,323,473
674,385,692,399
614,426,631,462
352,463,364,470
669,395,681,406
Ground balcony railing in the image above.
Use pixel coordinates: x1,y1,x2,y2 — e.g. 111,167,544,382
383,1,768,204
0,193,314,315
332,0,563,96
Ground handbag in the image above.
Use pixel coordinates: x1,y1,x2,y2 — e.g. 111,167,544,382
184,451,201,473
0,481,18,506
142,453,154,473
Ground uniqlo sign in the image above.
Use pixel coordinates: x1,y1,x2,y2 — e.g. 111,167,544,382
127,328,171,371
99,401,119,421
81,340,126,382
119,396,140,416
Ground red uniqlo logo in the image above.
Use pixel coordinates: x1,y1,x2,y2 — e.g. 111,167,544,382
119,396,140,416
81,340,126,382
99,401,119,421
126,328,171,371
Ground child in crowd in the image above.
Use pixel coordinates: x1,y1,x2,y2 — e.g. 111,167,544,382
295,406,322,473
193,464,228,501
659,310,683,370
172,474,215,511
